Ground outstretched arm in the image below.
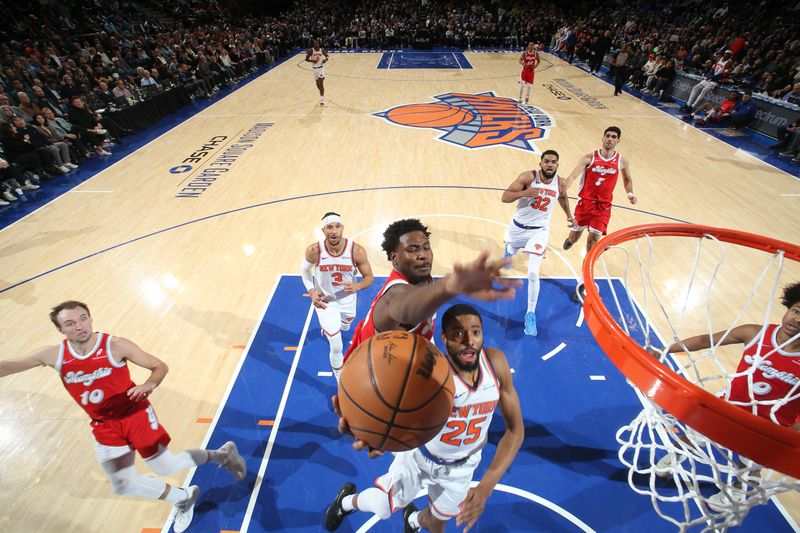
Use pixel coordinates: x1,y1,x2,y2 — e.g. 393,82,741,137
662,324,762,354
112,336,169,401
457,347,524,532
372,251,519,332
0,345,58,378
561,153,591,190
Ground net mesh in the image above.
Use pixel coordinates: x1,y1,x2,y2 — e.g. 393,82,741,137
588,229,800,532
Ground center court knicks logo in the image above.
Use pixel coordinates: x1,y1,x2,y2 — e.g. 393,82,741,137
374,91,555,152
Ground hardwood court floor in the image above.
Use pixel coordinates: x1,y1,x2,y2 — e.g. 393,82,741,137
0,51,798,532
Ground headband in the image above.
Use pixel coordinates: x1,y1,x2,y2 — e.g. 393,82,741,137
321,214,342,226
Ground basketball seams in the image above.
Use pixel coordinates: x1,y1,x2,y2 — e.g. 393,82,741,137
396,362,453,412
377,333,418,449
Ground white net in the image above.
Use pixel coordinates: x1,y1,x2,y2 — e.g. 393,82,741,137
588,229,800,532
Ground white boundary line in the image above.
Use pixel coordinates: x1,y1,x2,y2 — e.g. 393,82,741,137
239,304,315,533
541,342,567,361
160,275,284,533
354,482,596,533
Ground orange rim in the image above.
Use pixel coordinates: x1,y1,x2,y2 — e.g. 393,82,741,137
582,223,800,478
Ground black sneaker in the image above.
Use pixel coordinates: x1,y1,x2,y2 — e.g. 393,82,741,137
403,502,420,533
324,482,356,531
563,237,574,250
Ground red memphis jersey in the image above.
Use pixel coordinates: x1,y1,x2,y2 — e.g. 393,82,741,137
521,51,538,71
728,324,800,426
57,333,148,420
343,269,435,361
578,150,622,204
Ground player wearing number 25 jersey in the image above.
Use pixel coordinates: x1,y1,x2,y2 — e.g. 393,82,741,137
0,301,248,533
324,304,523,533
502,149,573,336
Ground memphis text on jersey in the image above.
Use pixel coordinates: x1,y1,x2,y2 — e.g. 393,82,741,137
64,367,113,387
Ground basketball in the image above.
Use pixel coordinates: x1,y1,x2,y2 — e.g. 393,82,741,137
386,103,474,128
338,331,455,451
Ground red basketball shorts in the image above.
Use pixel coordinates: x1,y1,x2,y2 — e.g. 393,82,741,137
520,69,534,84
90,404,171,459
573,199,612,235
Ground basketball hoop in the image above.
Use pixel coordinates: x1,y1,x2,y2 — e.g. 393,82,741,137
581,223,800,531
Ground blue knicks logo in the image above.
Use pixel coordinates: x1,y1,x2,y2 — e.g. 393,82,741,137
374,91,554,152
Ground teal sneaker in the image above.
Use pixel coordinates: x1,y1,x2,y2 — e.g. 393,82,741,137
524,311,537,336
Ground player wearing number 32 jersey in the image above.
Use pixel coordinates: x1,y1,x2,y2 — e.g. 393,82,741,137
0,301,247,533
325,304,524,533
502,149,574,336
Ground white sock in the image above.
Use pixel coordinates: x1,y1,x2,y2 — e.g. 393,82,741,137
408,510,422,529
328,332,343,381
525,86,531,100
526,253,544,313
103,462,174,500
519,82,523,99
342,494,355,512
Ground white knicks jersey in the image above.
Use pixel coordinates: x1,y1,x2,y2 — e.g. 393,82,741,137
424,349,500,460
313,239,357,301
511,170,560,228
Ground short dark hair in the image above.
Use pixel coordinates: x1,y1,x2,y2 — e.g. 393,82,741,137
381,218,430,259
321,211,340,220
442,304,482,331
781,282,800,309
604,126,622,138
541,149,559,160
49,300,90,328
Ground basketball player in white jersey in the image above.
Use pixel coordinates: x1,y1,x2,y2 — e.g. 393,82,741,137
502,149,574,336
0,301,247,533
301,212,374,381
324,304,524,533
305,39,329,106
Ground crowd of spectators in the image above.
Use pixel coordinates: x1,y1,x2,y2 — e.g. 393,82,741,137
1,0,799,205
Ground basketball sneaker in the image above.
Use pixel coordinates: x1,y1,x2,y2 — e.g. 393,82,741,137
653,453,686,479
325,481,356,531
502,243,513,268
706,487,746,512
562,237,574,250
172,485,200,533
524,311,537,336
403,502,420,533
218,441,246,480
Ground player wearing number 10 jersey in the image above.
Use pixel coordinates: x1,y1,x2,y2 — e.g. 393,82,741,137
324,304,523,533
501,149,573,336
0,301,247,533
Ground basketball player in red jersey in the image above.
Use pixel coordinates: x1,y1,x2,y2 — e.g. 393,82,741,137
325,304,523,533
650,282,800,509
0,301,247,533
560,126,636,299
305,39,329,106
518,42,540,104
343,218,519,364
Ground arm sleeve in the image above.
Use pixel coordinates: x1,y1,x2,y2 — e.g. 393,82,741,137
300,258,315,291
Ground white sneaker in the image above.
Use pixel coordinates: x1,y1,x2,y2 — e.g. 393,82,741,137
654,453,686,479
0,198,8,206
23,180,40,190
172,485,200,533
94,128,108,135
2,191,16,201
66,163,79,169
706,487,746,512
97,149,112,156
59,165,71,173
218,441,246,480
